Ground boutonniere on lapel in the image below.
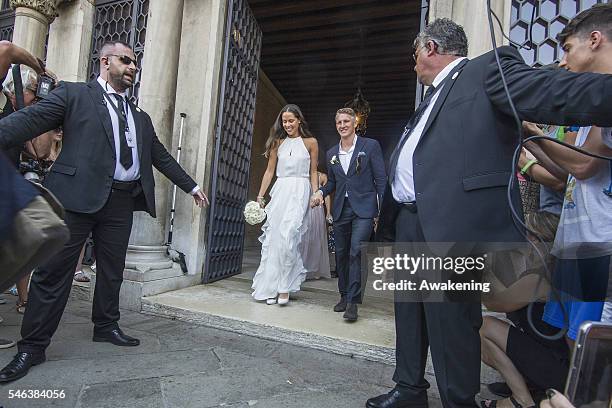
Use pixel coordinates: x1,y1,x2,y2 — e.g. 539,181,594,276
355,151,366,174
135,106,141,113
330,155,340,165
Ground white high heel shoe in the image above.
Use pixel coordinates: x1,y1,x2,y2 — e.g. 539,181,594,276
266,297,277,305
277,293,289,305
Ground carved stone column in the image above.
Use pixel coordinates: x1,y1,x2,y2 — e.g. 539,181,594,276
119,0,202,312
125,0,186,273
9,0,66,58
46,0,94,82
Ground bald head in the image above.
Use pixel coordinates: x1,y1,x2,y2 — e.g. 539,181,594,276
99,41,137,92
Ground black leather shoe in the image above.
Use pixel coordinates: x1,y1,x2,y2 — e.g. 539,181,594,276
343,303,358,321
366,388,425,408
0,352,45,383
93,328,140,347
333,297,347,312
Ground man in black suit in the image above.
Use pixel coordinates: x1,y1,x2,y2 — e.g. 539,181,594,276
0,40,208,383
366,18,612,408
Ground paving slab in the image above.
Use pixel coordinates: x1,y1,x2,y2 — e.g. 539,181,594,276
0,298,444,408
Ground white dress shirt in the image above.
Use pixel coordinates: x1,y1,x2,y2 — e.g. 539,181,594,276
97,77,200,195
97,76,140,181
338,134,357,197
392,58,467,203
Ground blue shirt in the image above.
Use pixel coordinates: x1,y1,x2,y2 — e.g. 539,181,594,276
0,152,38,240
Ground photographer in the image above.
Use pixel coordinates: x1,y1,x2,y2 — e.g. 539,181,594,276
0,42,46,163
1,65,60,315
2,64,60,167
0,42,58,349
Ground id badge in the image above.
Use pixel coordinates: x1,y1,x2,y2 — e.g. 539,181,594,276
126,129,136,148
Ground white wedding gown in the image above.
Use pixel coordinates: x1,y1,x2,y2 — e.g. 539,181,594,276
252,136,311,300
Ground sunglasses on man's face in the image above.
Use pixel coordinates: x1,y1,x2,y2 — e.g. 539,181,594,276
106,54,138,67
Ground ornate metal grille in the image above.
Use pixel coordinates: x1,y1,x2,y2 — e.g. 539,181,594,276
88,0,149,101
510,0,608,67
0,0,14,42
203,0,262,283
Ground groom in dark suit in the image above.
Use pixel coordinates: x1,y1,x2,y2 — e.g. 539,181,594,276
312,108,386,322
0,40,208,383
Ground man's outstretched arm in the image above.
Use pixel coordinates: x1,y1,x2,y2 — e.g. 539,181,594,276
0,41,45,77
0,84,66,150
485,46,612,128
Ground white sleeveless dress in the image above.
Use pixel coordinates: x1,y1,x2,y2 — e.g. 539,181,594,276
252,137,311,300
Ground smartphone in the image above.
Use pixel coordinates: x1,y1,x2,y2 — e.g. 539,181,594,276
565,321,612,408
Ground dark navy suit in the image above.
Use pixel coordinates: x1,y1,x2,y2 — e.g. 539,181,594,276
321,136,386,303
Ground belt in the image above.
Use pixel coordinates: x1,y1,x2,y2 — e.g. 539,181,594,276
111,180,139,192
400,200,417,213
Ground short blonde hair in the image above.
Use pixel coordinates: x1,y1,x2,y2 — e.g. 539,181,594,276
2,64,38,95
335,107,356,121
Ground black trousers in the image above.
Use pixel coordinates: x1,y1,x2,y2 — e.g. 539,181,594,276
392,206,482,408
18,189,134,354
333,201,374,304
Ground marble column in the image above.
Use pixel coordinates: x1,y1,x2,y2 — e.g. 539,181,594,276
120,0,202,311
124,0,186,271
45,0,94,82
9,0,65,58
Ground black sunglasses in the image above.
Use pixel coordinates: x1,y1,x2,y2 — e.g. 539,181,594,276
105,54,138,67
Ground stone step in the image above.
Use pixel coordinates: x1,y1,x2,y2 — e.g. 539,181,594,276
142,278,502,394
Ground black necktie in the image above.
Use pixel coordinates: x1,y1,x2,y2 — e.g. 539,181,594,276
112,94,133,170
388,85,437,186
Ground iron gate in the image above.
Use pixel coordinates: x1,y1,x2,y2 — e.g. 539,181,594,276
203,0,262,283
510,0,608,67
87,0,149,101
0,0,14,41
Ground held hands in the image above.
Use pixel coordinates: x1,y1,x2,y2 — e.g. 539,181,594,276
310,191,323,208
193,190,209,208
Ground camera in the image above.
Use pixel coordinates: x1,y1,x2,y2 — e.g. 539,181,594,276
35,74,56,99
19,158,51,184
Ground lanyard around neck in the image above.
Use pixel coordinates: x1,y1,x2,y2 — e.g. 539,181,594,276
103,92,130,131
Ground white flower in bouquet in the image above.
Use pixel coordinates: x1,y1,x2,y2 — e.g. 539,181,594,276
244,201,266,225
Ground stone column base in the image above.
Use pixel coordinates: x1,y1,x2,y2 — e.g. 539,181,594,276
119,264,201,312
90,245,202,312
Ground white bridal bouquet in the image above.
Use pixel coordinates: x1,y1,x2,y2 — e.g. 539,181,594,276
244,201,266,225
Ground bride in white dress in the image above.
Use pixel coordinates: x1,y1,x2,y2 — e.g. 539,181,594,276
252,104,319,305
